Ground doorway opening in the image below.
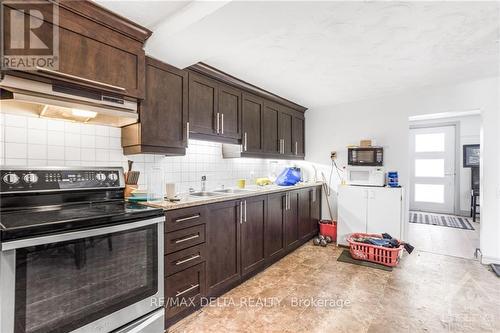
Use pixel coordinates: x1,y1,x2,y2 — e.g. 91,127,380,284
407,112,481,259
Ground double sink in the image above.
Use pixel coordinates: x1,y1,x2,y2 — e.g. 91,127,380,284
189,188,253,197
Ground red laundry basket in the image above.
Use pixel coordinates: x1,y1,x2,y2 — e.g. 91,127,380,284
347,233,404,267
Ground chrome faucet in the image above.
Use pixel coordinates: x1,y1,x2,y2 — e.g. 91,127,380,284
201,175,207,192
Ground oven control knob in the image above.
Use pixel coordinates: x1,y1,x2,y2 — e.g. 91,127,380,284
108,173,118,181
23,173,39,184
95,173,106,181
3,173,20,185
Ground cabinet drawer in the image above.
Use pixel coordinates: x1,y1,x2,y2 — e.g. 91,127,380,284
165,206,208,232
165,224,205,254
165,263,206,320
165,244,206,276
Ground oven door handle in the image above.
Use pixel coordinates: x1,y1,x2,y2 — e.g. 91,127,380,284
0,217,165,251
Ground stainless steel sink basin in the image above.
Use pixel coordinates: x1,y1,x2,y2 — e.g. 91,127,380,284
189,191,224,197
213,188,253,194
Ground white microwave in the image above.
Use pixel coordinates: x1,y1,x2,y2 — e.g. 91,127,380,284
347,167,385,187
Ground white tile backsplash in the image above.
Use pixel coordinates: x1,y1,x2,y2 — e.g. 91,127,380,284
0,113,301,193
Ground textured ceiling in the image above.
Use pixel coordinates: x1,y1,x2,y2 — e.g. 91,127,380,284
97,1,500,108
94,0,190,29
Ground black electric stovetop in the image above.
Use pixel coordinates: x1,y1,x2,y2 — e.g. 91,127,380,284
0,200,163,242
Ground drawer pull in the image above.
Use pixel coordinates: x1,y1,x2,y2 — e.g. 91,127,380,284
176,284,199,297
175,214,200,223
174,234,199,244
175,254,201,266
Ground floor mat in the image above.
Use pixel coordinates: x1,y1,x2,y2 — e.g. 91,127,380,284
410,211,474,230
337,249,393,271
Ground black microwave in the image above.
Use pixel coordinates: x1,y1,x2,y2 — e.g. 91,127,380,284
348,147,383,166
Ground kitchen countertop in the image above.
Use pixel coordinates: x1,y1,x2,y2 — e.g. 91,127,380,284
141,182,323,211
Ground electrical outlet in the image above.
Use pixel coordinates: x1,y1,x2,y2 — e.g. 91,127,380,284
330,151,337,160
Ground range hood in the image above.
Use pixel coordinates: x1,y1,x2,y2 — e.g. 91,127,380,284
0,75,138,127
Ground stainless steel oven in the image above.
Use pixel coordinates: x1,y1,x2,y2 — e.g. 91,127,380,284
0,218,164,333
0,166,165,333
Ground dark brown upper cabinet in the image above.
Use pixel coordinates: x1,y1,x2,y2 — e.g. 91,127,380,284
188,72,241,143
241,93,264,153
262,101,281,155
121,57,188,155
279,109,294,156
292,116,305,158
218,84,242,140
4,1,151,99
188,72,219,137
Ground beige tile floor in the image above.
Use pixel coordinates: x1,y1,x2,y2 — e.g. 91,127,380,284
168,243,499,333
408,217,480,259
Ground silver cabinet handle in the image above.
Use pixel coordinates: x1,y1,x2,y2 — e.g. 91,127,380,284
244,200,247,222
36,66,126,92
175,214,200,223
285,193,289,210
175,254,201,266
174,234,199,244
244,132,248,151
312,188,316,202
221,113,224,134
176,284,199,297
186,122,190,146
216,113,220,134
295,141,298,155
240,201,243,224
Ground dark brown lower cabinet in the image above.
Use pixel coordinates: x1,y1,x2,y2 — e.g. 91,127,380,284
298,188,311,240
284,191,300,250
206,200,241,297
165,186,321,328
265,193,286,260
240,195,267,278
310,186,321,235
165,262,206,325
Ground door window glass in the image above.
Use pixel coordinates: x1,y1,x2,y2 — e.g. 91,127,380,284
415,159,445,177
415,184,444,203
415,133,445,152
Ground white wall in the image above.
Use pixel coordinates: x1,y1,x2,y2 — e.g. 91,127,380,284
410,115,481,214
306,77,500,264
0,113,299,194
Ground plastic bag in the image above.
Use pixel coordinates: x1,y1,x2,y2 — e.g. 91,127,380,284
275,167,301,186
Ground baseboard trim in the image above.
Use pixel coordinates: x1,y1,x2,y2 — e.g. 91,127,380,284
481,256,500,265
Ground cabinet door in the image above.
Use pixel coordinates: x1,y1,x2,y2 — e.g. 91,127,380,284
206,200,241,297
241,196,267,277
242,94,264,153
141,58,188,149
310,186,321,235
7,3,147,99
188,73,218,136
337,186,368,246
266,193,286,261
367,188,402,239
284,191,299,249
292,116,305,157
218,84,241,140
279,110,294,156
298,189,311,240
262,102,280,154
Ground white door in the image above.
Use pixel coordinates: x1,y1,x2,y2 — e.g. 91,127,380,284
367,187,402,239
410,126,456,214
337,186,368,246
